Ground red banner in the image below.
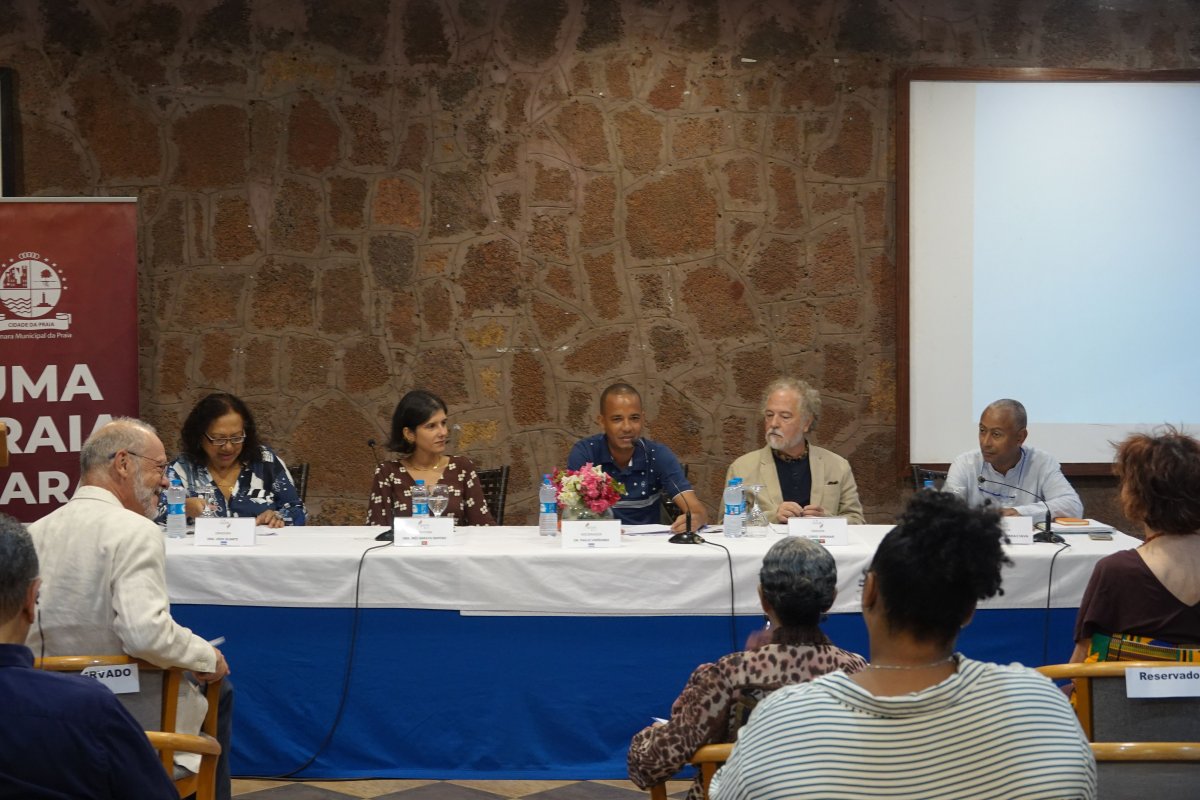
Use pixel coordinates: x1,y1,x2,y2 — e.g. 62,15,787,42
0,198,139,521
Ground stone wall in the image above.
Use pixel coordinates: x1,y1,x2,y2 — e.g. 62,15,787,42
3,0,1195,527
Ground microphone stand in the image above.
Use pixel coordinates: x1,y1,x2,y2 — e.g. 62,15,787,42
665,470,704,544
669,508,704,545
977,474,1063,544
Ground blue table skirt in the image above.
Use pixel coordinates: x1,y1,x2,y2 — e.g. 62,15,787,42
171,605,1080,780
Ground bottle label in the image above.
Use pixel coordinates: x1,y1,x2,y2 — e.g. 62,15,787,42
169,502,185,515
540,502,556,514
724,503,743,516
414,503,429,516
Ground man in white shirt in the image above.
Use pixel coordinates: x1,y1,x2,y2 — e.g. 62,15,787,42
944,399,1083,518
28,418,233,800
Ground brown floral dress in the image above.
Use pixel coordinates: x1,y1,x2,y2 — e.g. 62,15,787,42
366,454,495,527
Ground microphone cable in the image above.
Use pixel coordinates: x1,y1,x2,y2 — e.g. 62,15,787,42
700,539,739,654
1042,540,1072,665
255,538,392,780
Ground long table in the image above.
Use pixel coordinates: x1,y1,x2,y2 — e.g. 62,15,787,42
165,525,1138,779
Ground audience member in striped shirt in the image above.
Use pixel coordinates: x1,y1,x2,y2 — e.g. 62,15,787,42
710,491,1096,800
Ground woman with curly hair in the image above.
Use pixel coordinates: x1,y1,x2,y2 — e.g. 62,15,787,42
1072,427,1200,662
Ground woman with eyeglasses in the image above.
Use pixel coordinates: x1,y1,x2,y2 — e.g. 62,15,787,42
157,392,306,528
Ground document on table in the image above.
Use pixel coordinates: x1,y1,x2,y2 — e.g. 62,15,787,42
621,524,717,536
622,524,674,535
1050,518,1114,534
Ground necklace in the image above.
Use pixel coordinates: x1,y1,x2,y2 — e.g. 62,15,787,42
866,655,955,671
404,457,444,472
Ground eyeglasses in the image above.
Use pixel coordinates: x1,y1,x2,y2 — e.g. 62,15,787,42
111,451,169,477
205,432,247,447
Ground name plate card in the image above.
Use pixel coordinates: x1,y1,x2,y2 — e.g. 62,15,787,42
787,516,849,546
394,516,457,547
561,519,622,549
1126,666,1200,698
81,662,140,694
195,517,256,547
1001,515,1034,546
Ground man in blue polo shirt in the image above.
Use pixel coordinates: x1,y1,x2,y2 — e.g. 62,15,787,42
567,383,708,530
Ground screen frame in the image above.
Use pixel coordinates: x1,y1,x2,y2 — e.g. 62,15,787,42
895,66,1200,475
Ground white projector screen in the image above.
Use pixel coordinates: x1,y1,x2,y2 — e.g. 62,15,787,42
903,71,1200,467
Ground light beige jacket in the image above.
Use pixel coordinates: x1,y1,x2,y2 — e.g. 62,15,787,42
28,485,217,770
723,443,865,524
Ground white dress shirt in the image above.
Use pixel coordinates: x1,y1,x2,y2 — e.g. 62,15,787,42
944,445,1083,519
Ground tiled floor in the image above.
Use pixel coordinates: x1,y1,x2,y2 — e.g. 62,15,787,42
232,778,689,799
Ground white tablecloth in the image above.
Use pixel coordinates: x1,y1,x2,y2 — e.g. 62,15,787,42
163,525,1140,615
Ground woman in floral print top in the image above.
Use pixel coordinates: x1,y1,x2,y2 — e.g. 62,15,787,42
627,537,865,798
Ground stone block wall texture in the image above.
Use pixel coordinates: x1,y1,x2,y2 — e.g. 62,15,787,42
5,0,1197,528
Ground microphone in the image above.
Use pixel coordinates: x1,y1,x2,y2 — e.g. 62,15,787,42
368,438,395,542
665,464,704,545
976,474,1063,544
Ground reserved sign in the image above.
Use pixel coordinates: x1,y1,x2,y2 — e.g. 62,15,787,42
1001,515,1033,546
394,516,457,547
787,516,849,546
561,519,621,548
81,662,139,694
1125,665,1200,698
195,517,256,546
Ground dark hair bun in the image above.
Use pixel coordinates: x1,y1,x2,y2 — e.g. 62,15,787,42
871,491,1012,643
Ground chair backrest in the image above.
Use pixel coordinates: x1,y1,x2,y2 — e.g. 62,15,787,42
36,655,222,798
292,461,311,503
648,743,731,800
661,463,690,523
1038,662,1200,742
1091,742,1200,800
476,465,509,524
911,465,947,491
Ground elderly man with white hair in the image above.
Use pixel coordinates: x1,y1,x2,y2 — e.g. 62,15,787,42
27,417,233,800
724,378,865,524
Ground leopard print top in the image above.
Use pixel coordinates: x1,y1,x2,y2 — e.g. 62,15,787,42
627,641,867,798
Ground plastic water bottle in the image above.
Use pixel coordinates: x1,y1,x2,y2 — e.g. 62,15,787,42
723,477,746,538
411,479,430,518
538,475,558,536
166,476,187,538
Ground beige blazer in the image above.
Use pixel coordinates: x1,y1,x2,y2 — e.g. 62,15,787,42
28,486,217,770
723,444,865,524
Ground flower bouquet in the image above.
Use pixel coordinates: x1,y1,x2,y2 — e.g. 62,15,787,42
552,462,625,521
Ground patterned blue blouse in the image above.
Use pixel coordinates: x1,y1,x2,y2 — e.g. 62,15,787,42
155,445,307,525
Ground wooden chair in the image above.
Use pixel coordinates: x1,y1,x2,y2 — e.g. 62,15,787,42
36,655,222,799
910,465,947,491
648,743,732,800
292,461,310,503
146,731,223,800
1090,742,1200,800
1037,661,1200,742
476,465,510,524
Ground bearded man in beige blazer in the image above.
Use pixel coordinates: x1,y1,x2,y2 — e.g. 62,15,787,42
725,378,865,524
27,417,233,800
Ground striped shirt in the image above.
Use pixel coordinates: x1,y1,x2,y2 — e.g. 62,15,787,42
710,656,1096,800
